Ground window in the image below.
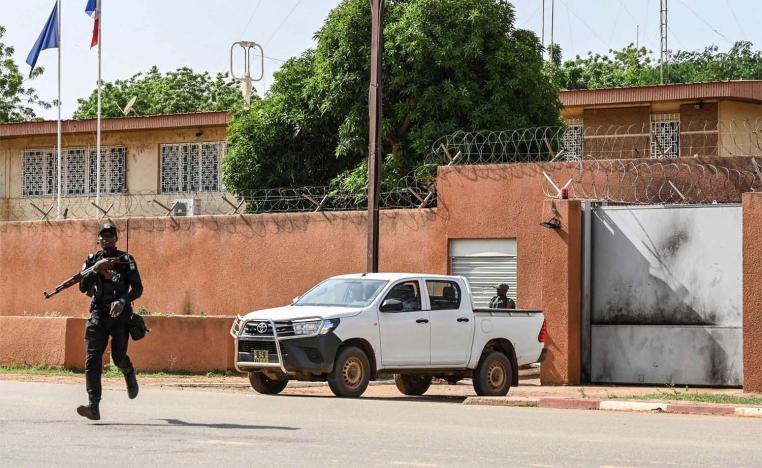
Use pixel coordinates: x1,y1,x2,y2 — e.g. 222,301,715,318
650,113,680,158
383,281,422,312
160,142,225,193
426,280,461,310
22,150,57,197
22,147,126,197
294,278,387,308
562,119,584,160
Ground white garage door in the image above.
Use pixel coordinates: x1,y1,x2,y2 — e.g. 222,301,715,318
449,239,517,308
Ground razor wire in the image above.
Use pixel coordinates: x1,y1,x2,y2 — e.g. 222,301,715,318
538,158,762,205
5,119,762,222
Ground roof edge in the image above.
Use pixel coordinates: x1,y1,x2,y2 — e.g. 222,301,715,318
0,111,230,139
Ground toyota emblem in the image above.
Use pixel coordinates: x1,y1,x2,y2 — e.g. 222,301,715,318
255,322,269,334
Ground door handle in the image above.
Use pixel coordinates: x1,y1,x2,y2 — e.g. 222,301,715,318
457,317,470,323
416,318,429,324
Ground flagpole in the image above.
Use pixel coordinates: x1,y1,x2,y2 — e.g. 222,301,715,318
95,0,102,216
56,0,62,219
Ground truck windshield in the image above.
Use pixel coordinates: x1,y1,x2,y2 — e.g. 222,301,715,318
295,279,388,307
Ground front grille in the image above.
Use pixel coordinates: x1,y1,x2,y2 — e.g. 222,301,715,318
238,340,277,354
242,320,295,337
237,340,284,364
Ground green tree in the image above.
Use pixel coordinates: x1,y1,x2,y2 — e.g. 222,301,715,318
73,66,243,119
0,25,49,122
223,0,560,193
555,41,762,90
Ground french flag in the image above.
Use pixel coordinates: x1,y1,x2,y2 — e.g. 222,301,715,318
85,0,100,48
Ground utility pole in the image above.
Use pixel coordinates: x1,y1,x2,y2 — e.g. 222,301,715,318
550,0,555,58
660,0,668,84
636,24,639,49
367,0,384,273
541,0,545,55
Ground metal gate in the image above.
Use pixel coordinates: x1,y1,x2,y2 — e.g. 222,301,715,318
583,204,743,386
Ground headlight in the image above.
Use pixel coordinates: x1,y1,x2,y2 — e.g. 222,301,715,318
320,318,340,335
293,320,321,335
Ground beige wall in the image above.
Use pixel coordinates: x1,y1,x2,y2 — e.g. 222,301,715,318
719,101,762,156
0,125,227,220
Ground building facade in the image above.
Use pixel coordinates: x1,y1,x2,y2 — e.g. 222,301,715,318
0,112,229,221
559,81,762,160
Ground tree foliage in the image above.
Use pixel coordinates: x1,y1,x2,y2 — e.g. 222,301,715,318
555,41,762,90
73,66,243,119
223,0,560,193
0,25,49,122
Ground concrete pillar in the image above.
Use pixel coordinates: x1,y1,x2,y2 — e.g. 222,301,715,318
743,192,762,393
540,199,582,385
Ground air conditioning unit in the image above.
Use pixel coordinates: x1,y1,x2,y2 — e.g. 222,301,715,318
171,199,197,216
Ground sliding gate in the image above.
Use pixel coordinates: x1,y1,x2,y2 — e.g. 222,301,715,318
585,204,743,386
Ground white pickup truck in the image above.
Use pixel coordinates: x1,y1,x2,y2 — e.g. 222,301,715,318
230,273,547,398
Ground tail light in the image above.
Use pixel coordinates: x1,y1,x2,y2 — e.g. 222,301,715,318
538,319,548,343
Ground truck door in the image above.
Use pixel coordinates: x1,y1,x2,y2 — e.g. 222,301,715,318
377,280,430,366
426,279,473,366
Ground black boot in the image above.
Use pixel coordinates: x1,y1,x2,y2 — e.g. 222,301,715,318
76,402,100,420
125,369,139,399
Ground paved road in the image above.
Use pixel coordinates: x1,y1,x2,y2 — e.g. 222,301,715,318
1,380,760,467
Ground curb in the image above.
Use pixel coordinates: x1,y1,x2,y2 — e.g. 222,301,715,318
463,396,762,418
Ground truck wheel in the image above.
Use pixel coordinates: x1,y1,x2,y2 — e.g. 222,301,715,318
328,346,371,398
394,374,432,396
248,371,288,395
473,351,513,396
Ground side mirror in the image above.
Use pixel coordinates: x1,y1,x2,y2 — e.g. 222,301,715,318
380,299,404,312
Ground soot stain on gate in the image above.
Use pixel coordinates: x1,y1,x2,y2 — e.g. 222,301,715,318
594,220,719,326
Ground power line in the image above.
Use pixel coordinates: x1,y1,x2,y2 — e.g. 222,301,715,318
557,0,608,48
264,0,304,47
725,0,747,42
676,0,732,44
241,0,263,36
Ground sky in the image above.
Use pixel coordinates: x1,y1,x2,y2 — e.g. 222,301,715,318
2,0,762,120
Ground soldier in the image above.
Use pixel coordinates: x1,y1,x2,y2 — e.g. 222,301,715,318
76,223,143,420
489,283,516,309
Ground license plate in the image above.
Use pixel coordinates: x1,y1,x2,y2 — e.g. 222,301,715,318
253,350,269,363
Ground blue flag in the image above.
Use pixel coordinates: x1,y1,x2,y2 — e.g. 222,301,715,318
26,2,60,78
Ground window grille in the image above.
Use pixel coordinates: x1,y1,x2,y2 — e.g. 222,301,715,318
88,147,127,195
22,150,57,197
562,119,584,160
650,113,680,158
160,142,225,194
22,147,127,197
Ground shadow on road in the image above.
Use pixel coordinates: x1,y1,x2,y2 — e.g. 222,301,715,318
93,419,298,430
279,394,468,404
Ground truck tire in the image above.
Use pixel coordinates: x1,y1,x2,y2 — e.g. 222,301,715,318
328,346,371,398
394,374,432,396
473,351,513,396
248,371,289,395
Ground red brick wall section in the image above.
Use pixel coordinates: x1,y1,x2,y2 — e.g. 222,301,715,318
0,316,236,372
0,317,69,366
540,200,582,385
743,192,762,393
128,316,235,372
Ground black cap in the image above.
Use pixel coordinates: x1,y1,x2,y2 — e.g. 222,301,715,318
98,223,117,236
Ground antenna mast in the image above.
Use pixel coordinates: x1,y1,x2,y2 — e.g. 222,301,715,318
660,0,668,84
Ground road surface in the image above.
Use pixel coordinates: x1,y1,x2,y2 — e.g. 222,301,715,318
1,380,760,467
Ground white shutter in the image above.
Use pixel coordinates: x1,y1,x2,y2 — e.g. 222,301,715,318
450,256,517,308
450,239,518,308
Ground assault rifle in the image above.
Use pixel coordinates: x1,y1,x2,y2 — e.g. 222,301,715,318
43,255,127,300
